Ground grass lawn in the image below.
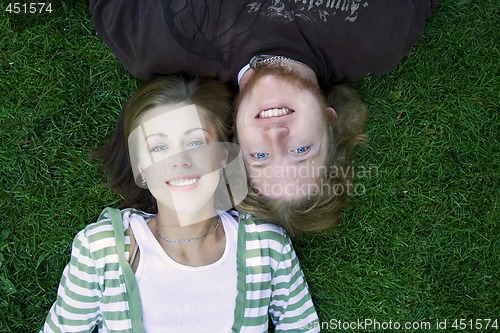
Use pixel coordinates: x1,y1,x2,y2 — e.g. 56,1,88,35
1,1,498,332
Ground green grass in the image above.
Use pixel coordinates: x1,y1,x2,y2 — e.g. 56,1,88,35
1,1,498,332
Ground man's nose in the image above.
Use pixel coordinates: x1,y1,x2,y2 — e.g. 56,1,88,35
264,126,289,142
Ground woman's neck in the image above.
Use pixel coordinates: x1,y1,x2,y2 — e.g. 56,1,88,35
150,205,225,267
156,199,217,225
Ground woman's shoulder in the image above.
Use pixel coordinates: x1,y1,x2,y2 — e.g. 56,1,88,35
234,210,290,243
79,207,153,242
237,211,286,231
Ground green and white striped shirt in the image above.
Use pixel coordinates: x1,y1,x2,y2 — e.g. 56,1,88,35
41,208,320,332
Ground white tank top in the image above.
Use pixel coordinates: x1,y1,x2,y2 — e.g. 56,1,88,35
129,211,238,332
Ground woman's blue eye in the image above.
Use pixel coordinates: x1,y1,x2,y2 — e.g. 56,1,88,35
293,146,310,154
251,152,269,160
188,140,206,147
151,145,168,152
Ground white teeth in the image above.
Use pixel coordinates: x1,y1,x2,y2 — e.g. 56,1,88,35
258,108,292,118
169,178,197,187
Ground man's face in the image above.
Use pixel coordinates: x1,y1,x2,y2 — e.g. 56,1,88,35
236,66,335,200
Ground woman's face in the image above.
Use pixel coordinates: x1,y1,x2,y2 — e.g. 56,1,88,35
128,104,226,222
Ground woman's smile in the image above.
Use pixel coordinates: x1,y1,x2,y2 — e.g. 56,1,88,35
166,176,200,192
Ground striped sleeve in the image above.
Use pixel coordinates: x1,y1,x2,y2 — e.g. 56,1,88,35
268,230,320,332
236,215,320,332
40,229,102,333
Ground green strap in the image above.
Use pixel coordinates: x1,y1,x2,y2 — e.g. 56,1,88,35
231,213,247,332
105,207,144,333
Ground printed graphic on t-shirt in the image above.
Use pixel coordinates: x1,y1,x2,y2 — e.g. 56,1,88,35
247,0,369,22
161,0,369,65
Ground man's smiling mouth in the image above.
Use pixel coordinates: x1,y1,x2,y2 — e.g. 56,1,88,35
257,107,294,119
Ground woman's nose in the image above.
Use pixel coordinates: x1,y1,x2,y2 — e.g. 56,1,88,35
169,151,192,168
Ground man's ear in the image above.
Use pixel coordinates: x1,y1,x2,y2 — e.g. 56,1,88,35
326,107,337,123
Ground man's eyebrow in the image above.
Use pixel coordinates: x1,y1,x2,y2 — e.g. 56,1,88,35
250,163,265,169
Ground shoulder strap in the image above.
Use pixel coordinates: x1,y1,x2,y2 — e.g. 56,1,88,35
231,213,247,331
105,207,145,333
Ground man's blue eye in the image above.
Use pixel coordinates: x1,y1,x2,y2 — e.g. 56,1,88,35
293,146,310,154
251,152,269,160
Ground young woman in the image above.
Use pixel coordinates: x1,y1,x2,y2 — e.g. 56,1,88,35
40,74,319,332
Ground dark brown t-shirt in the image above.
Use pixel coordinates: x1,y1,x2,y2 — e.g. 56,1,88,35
90,0,436,85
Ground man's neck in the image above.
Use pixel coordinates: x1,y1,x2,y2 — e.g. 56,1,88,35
239,59,318,89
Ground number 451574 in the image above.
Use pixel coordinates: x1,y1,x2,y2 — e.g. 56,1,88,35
5,3,53,14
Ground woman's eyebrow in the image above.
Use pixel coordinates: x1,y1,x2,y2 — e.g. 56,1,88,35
145,132,168,140
185,127,209,135
145,128,209,139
